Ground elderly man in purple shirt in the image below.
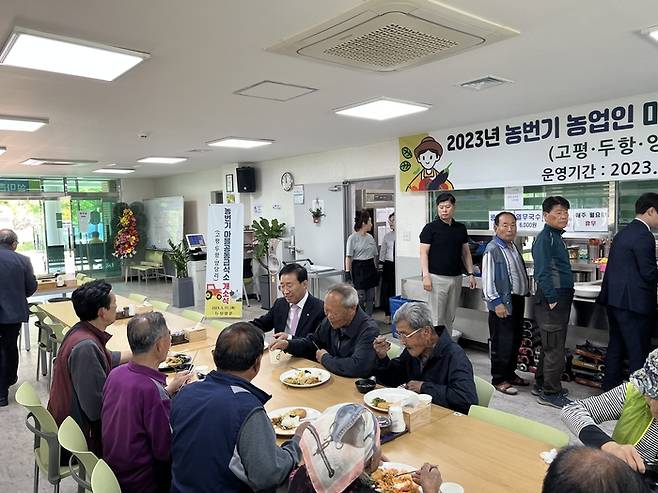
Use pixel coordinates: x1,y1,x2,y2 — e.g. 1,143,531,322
102,312,191,493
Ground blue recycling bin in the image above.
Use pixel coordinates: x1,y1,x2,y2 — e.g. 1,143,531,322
389,295,419,338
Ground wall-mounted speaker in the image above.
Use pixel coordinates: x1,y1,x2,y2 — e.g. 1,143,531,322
236,166,256,193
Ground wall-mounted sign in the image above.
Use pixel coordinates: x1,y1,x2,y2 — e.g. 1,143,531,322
400,91,658,191
293,184,304,205
0,179,40,193
488,208,608,233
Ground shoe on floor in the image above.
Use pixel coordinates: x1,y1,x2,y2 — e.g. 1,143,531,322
0,396,8,407
532,385,569,397
495,382,518,395
510,375,529,387
537,392,572,409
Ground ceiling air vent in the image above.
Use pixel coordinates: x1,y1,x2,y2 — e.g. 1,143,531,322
459,75,512,91
267,0,519,72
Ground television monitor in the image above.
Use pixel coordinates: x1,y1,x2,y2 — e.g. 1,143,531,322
185,233,206,249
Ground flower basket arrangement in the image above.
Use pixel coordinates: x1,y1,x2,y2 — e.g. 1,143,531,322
112,207,140,259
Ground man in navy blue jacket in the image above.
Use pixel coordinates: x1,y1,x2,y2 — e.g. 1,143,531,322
0,229,37,406
598,193,658,390
372,301,477,414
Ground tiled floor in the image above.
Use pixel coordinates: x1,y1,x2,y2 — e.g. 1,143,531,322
1,278,603,492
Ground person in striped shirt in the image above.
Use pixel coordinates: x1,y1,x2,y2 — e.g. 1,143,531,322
481,211,530,395
562,348,658,474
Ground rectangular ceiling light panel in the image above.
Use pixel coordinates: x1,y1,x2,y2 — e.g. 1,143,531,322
0,115,48,132
207,137,273,149
137,157,187,164
335,98,430,121
0,28,149,81
93,168,135,174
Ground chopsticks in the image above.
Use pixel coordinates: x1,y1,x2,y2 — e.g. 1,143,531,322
186,351,199,374
392,469,417,477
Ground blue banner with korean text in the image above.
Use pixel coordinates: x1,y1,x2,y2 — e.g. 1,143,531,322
399,91,658,191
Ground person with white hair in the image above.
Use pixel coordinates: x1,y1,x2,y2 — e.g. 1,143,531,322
270,283,379,378
373,301,477,414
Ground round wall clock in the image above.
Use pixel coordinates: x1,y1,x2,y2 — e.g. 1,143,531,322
281,171,294,191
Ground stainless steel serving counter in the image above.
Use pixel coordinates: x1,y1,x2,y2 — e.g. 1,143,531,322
401,274,612,348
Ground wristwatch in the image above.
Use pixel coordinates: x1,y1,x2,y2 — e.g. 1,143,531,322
467,272,474,276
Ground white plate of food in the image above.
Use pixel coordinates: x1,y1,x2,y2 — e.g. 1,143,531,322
158,353,192,372
371,462,421,493
363,388,419,412
267,406,321,436
279,368,331,388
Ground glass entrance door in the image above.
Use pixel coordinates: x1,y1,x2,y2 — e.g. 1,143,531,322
0,199,48,275
69,195,120,277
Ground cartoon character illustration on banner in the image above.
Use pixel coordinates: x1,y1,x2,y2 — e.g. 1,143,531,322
399,134,455,192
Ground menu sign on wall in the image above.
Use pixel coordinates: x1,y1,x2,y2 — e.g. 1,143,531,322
400,92,658,192
488,208,608,233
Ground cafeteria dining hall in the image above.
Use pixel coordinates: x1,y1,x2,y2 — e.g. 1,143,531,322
4,1,658,492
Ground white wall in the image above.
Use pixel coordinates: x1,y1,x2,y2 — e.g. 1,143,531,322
120,178,156,204
150,140,429,265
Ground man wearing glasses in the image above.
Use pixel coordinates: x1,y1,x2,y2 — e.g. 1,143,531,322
372,301,477,414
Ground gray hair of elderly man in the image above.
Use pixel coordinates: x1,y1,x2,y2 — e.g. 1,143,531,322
0,228,18,246
127,311,170,355
326,283,359,307
393,302,434,331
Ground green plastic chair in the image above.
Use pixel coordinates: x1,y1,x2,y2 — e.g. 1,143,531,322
128,293,147,303
15,382,74,493
90,459,121,493
36,315,59,382
209,320,229,333
46,322,68,390
58,416,99,492
82,277,96,284
76,273,88,281
387,341,403,359
468,405,569,448
474,375,495,408
181,310,204,323
149,299,170,311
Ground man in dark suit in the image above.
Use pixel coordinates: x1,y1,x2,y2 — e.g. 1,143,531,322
251,263,324,339
598,193,658,391
0,229,37,406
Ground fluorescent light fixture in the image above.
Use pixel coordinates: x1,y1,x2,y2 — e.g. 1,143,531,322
0,115,48,132
137,157,187,164
334,97,430,121
642,25,658,42
0,147,5,156
0,27,149,81
93,168,135,174
20,158,96,166
207,137,274,149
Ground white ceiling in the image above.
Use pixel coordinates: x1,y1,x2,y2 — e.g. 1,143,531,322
1,0,658,178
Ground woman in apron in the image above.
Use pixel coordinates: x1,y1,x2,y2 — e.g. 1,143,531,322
345,211,379,315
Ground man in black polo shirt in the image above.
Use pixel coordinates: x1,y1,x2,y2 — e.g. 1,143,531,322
419,193,476,331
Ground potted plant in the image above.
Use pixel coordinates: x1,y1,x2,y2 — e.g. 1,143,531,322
309,207,325,224
166,239,194,308
251,217,286,309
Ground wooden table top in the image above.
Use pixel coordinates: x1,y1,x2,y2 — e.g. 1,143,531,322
35,275,78,295
39,294,221,353
179,350,549,493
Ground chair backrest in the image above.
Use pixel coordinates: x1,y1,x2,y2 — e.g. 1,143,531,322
144,250,163,266
149,299,170,311
387,342,403,359
468,405,570,448
209,320,229,333
181,310,204,323
15,382,61,477
128,293,147,303
76,273,88,281
91,459,121,493
474,375,495,407
58,417,99,475
82,277,96,284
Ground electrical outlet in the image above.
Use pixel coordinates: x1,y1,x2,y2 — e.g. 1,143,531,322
403,231,411,241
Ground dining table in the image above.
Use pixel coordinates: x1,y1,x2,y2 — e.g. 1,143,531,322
39,296,551,492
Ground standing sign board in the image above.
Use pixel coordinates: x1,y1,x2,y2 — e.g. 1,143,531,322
205,204,244,318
